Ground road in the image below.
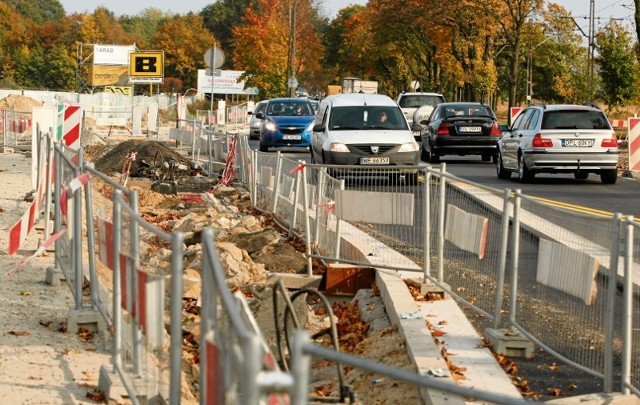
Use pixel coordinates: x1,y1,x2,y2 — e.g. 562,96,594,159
249,140,640,219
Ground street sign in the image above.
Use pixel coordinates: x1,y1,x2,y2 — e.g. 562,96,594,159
204,47,224,68
288,75,298,88
205,68,221,77
129,51,164,78
410,80,420,91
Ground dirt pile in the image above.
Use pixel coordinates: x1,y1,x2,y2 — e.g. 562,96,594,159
92,139,192,177
0,94,43,111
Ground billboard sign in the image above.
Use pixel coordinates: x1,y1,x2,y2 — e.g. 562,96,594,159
89,65,129,86
93,45,135,65
129,51,164,78
197,70,249,95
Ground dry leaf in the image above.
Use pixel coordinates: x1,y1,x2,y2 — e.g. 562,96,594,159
8,330,30,336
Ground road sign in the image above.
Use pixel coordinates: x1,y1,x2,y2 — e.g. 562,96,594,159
410,80,420,91
205,68,221,77
204,47,224,68
129,51,164,78
288,75,298,88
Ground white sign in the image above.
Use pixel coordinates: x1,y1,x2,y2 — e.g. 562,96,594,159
93,44,135,66
197,70,249,95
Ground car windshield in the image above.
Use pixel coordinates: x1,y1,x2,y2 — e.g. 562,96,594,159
329,106,407,130
399,95,443,108
267,101,314,116
541,110,611,130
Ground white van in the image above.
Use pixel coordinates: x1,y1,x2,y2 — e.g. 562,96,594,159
310,93,420,175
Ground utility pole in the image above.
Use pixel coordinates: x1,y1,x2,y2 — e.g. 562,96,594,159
588,0,596,100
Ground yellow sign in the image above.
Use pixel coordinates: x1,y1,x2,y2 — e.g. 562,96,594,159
105,86,133,96
129,51,164,78
89,65,129,86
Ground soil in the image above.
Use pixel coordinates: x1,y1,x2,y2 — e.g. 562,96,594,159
0,94,43,111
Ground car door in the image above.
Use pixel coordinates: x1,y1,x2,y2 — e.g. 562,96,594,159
501,109,532,169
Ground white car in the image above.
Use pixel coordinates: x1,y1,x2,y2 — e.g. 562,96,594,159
396,92,446,140
310,93,420,181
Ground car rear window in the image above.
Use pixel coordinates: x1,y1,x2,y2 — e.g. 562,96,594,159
541,110,611,130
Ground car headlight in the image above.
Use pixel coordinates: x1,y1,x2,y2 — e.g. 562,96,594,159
399,142,419,152
329,143,349,153
265,121,276,131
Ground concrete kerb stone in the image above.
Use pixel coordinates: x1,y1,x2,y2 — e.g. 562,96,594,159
335,216,523,403
545,392,640,405
484,327,536,359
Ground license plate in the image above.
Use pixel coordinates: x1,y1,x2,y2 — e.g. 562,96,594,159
458,126,482,133
562,138,594,147
360,157,390,164
282,134,301,140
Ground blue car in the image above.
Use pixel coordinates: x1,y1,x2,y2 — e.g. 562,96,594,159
256,98,315,152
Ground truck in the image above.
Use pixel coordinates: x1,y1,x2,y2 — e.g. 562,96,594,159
327,77,378,95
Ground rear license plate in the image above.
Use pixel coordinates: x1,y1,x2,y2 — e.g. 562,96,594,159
360,157,390,164
283,134,301,140
562,138,594,147
458,126,482,133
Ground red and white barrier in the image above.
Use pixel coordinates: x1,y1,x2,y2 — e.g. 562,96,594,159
97,211,164,347
628,118,640,171
509,107,523,125
62,105,81,150
610,119,628,130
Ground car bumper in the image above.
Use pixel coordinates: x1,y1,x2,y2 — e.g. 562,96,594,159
261,132,311,148
431,137,499,156
522,150,620,172
322,151,420,167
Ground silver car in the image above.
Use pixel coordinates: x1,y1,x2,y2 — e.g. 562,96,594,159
496,104,620,184
248,100,267,140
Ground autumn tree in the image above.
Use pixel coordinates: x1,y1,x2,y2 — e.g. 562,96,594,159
321,5,365,85
477,0,543,109
596,21,639,112
151,14,216,90
3,0,64,23
232,0,324,99
200,0,257,67
119,8,174,49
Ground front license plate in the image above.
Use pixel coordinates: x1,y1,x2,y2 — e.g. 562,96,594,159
361,157,390,164
562,138,594,147
282,134,301,140
458,126,482,133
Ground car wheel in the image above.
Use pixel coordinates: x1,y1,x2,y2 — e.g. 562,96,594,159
518,153,533,183
496,151,511,180
428,145,440,163
574,172,589,180
600,169,617,184
259,138,268,152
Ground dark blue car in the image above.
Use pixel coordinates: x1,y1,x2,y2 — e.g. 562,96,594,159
256,98,315,152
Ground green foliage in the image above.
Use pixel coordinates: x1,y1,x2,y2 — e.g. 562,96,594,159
596,21,639,108
3,0,64,23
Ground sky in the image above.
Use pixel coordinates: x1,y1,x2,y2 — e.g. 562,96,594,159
58,0,633,24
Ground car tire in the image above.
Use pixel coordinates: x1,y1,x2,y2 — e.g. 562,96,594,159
600,169,617,184
427,145,440,164
496,151,511,180
574,172,589,180
421,146,429,162
259,139,268,152
518,153,533,183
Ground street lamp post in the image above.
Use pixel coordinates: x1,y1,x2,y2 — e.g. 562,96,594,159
287,0,299,97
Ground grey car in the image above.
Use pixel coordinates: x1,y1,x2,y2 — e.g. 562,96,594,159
496,103,620,184
248,100,268,140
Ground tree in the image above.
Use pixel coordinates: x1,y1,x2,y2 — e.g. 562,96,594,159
200,0,257,67
119,8,174,48
152,14,216,90
477,0,543,109
232,0,324,98
3,0,64,23
596,21,639,112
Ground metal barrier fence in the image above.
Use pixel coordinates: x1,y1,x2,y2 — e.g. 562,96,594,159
510,191,622,390
621,217,640,397
245,147,640,396
1,109,33,150
104,189,185,404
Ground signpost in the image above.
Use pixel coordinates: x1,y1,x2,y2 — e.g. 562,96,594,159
204,45,225,113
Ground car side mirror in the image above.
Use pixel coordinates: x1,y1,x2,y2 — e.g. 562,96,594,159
255,112,264,119
312,124,324,132
247,111,254,116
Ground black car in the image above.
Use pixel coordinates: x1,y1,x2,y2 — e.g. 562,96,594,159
419,102,502,163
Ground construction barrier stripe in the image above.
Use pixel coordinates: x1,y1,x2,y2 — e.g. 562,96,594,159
629,118,640,171
62,105,81,148
205,341,223,405
97,211,114,269
5,230,64,276
8,168,50,256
